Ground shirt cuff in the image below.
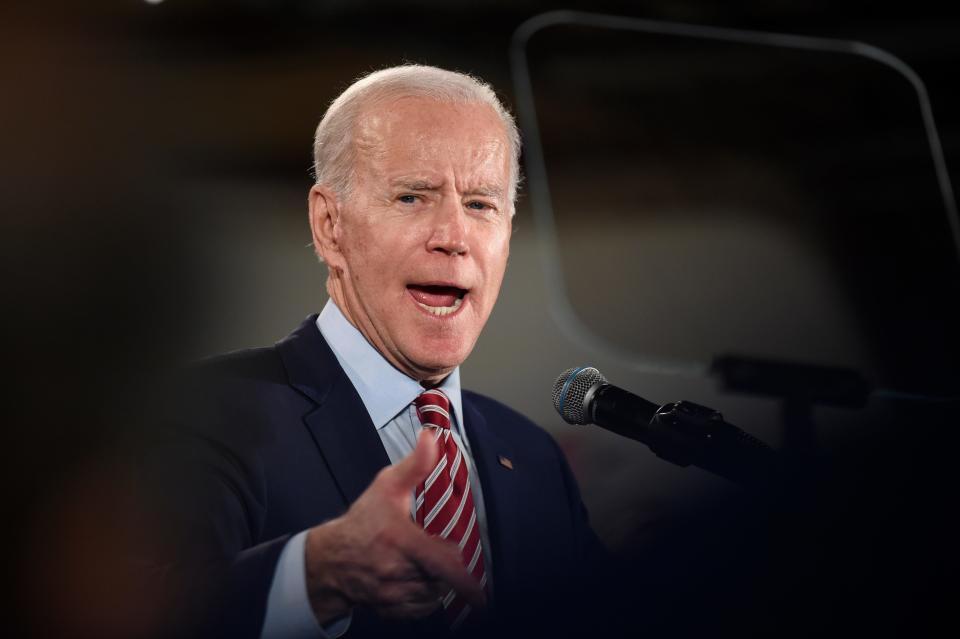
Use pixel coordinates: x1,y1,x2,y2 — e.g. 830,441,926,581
261,529,353,639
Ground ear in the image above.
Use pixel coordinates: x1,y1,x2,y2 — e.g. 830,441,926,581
308,185,345,269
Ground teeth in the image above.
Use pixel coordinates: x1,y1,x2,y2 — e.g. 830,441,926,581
416,296,463,317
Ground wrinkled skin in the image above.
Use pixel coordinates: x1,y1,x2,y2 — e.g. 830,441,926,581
309,96,512,384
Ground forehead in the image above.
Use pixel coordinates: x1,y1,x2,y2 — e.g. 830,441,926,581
352,96,510,184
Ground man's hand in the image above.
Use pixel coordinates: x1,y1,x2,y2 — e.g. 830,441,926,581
304,430,486,624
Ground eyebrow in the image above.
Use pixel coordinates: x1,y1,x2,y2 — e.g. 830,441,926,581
391,178,504,199
463,185,504,199
391,179,440,191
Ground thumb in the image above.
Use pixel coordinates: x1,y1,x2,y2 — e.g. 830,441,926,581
388,428,439,492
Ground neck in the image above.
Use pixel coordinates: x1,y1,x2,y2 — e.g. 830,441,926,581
325,276,454,385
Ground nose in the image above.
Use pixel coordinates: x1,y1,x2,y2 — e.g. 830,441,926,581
426,197,469,257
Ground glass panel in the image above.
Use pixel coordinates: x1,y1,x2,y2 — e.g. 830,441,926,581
518,18,959,393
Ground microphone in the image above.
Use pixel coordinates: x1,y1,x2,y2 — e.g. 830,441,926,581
553,366,781,487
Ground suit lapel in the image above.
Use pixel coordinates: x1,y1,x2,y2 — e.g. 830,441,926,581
276,315,391,507
461,396,523,601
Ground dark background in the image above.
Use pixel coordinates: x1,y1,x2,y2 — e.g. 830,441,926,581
3,1,958,636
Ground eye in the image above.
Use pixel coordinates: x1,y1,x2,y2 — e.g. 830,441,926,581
466,200,494,212
398,194,418,204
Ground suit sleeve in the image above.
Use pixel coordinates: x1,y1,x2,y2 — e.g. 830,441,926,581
261,530,353,639
139,416,292,639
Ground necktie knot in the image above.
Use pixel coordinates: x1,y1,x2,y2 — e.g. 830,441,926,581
415,389,452,430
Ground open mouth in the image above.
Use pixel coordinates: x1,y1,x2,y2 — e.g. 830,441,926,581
407,284,468,317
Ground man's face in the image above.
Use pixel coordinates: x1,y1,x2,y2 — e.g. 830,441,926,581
314,96,512,382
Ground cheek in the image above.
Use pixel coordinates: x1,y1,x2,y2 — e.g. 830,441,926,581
340,225,381,276
487,236,511,279
477,240,510,306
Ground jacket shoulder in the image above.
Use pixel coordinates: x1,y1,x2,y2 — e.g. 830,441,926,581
189,346,287,386
159,346,300,448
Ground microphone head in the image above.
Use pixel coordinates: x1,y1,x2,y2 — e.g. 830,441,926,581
552,366,607,425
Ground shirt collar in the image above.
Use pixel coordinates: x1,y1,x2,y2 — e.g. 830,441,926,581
316,300,464,431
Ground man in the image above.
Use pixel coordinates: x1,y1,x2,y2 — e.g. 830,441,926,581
148,65,606,639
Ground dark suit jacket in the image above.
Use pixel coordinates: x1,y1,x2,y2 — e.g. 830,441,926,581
146,315,606,638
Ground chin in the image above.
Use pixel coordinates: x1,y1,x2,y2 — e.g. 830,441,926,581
408,337,474,376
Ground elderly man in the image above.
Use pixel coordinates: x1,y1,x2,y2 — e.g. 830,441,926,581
150,65,605,639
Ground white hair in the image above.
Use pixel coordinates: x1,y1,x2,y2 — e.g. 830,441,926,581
312,64,521,213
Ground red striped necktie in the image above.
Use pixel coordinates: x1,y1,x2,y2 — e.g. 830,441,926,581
414,389,487,630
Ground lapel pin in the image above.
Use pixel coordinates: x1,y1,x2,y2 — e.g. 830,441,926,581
498,455,514,470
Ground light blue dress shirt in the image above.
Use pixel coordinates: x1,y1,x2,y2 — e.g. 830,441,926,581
260,300,493,638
